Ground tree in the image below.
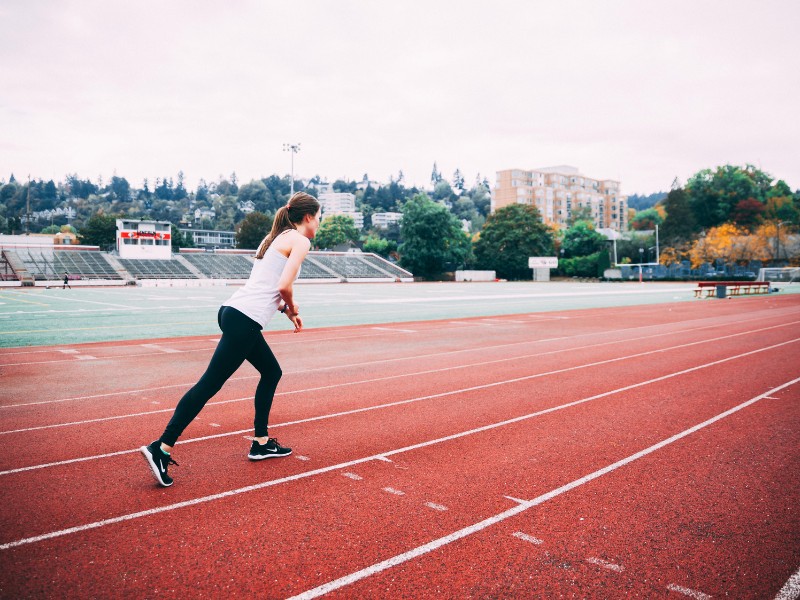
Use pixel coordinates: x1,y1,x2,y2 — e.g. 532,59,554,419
235,211,272,249
562,220,606,257
362,233,397,258
473,204,554,280
630,207,664,231
686,164,772,228
660,187,697,243
688,223,756,268
78,213,118,248
452,169,465,193
110,176,130,202
430,162,442,185
171,224,194,252
237,180,269,210
314,214,359,249
399,194,471,278
731,198,765,228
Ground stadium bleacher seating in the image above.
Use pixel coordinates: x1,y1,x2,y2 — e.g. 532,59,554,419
9,249,122,280
0,247,411,284
181,253,254,279
118,258,195,279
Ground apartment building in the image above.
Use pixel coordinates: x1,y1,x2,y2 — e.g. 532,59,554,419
493,166,627,231
318,192,364,229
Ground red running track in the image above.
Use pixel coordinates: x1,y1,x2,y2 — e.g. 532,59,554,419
1,296,799,598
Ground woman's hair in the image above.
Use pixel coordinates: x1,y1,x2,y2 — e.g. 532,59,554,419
255,191,320,259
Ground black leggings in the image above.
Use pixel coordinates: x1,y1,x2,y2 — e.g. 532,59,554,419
160,306,282,446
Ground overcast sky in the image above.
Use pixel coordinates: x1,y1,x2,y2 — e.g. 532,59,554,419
2,0,798,196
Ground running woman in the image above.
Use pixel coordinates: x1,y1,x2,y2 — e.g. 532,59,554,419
141,192,321,487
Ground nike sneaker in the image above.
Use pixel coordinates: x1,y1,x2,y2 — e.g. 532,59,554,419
141,441,178,487
248,437,292,460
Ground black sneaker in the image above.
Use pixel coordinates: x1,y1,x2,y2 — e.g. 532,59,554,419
248,437,292,460
141,441,178,487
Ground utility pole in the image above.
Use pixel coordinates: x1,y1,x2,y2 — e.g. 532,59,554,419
283,143,301,197
25,175,31,235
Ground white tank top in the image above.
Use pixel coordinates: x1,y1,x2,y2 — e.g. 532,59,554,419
222,244,299,328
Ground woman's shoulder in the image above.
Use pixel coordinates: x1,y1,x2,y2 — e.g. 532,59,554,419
272,229,310,255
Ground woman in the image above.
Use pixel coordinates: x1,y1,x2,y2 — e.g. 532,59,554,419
141,191,321,487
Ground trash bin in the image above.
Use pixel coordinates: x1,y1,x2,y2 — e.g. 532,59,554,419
716,284,727,299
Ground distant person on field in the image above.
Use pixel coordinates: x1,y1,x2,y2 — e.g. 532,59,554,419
141,192,321,487
62,272,71,289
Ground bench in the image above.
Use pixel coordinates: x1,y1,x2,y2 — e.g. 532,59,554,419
693,281,770,298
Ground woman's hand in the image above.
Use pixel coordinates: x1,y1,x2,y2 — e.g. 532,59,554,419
283,305,303,332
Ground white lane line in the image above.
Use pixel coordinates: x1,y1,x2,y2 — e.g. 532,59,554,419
424,502,448,512
666,583,712,599
371,327,416,333
343,473,363,480
2,336,798,475
75,355,97,360
284,377,800,600
296,455,311,461
57,349,79,354
3,321,796,436
775,565,800,600
383,487,405,496
140,344,182,354
586,557,624,572
512,531,543,545
4,307,795,405
2,369,797,555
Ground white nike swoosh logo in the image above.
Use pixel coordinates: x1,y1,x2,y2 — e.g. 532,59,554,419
266,447,279,453
159,463,166,473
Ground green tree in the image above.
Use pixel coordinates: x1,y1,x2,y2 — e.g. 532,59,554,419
686,164,772,228
362,233,397,258
473,204,554,280
238,180,269,210
171,224,195,252
78,213,118,248
399,194,471,278
110,176,130,202
562,220,606,257
660,187,697,244
314,214,359,249
236,211,273,249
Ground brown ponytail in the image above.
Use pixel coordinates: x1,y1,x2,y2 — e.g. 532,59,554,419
255,191,320,259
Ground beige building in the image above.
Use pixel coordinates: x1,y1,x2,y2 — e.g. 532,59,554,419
493,165,627,231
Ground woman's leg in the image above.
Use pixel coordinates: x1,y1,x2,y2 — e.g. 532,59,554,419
159,307,262,447
245,335,283,439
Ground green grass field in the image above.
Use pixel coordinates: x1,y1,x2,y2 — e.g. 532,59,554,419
2,280,796,348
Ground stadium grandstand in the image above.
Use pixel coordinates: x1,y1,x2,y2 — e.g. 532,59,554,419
0,245,412,286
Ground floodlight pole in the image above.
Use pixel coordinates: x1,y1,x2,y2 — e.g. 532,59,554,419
283,143,301,197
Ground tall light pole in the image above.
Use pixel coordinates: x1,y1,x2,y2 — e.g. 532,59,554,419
283,143,301,197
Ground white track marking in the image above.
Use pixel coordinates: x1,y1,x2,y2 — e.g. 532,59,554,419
371,327,416,333
512,531,543,545
2,336,797,474
284,377,800,600
586,557,624,572
140,344,182,353
775,566,800,600
383,488,405,496
666,583,712,599
424,503,448,512
2,321,796,435
3,307,795,405
1,373,797,553
342,473,363,480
